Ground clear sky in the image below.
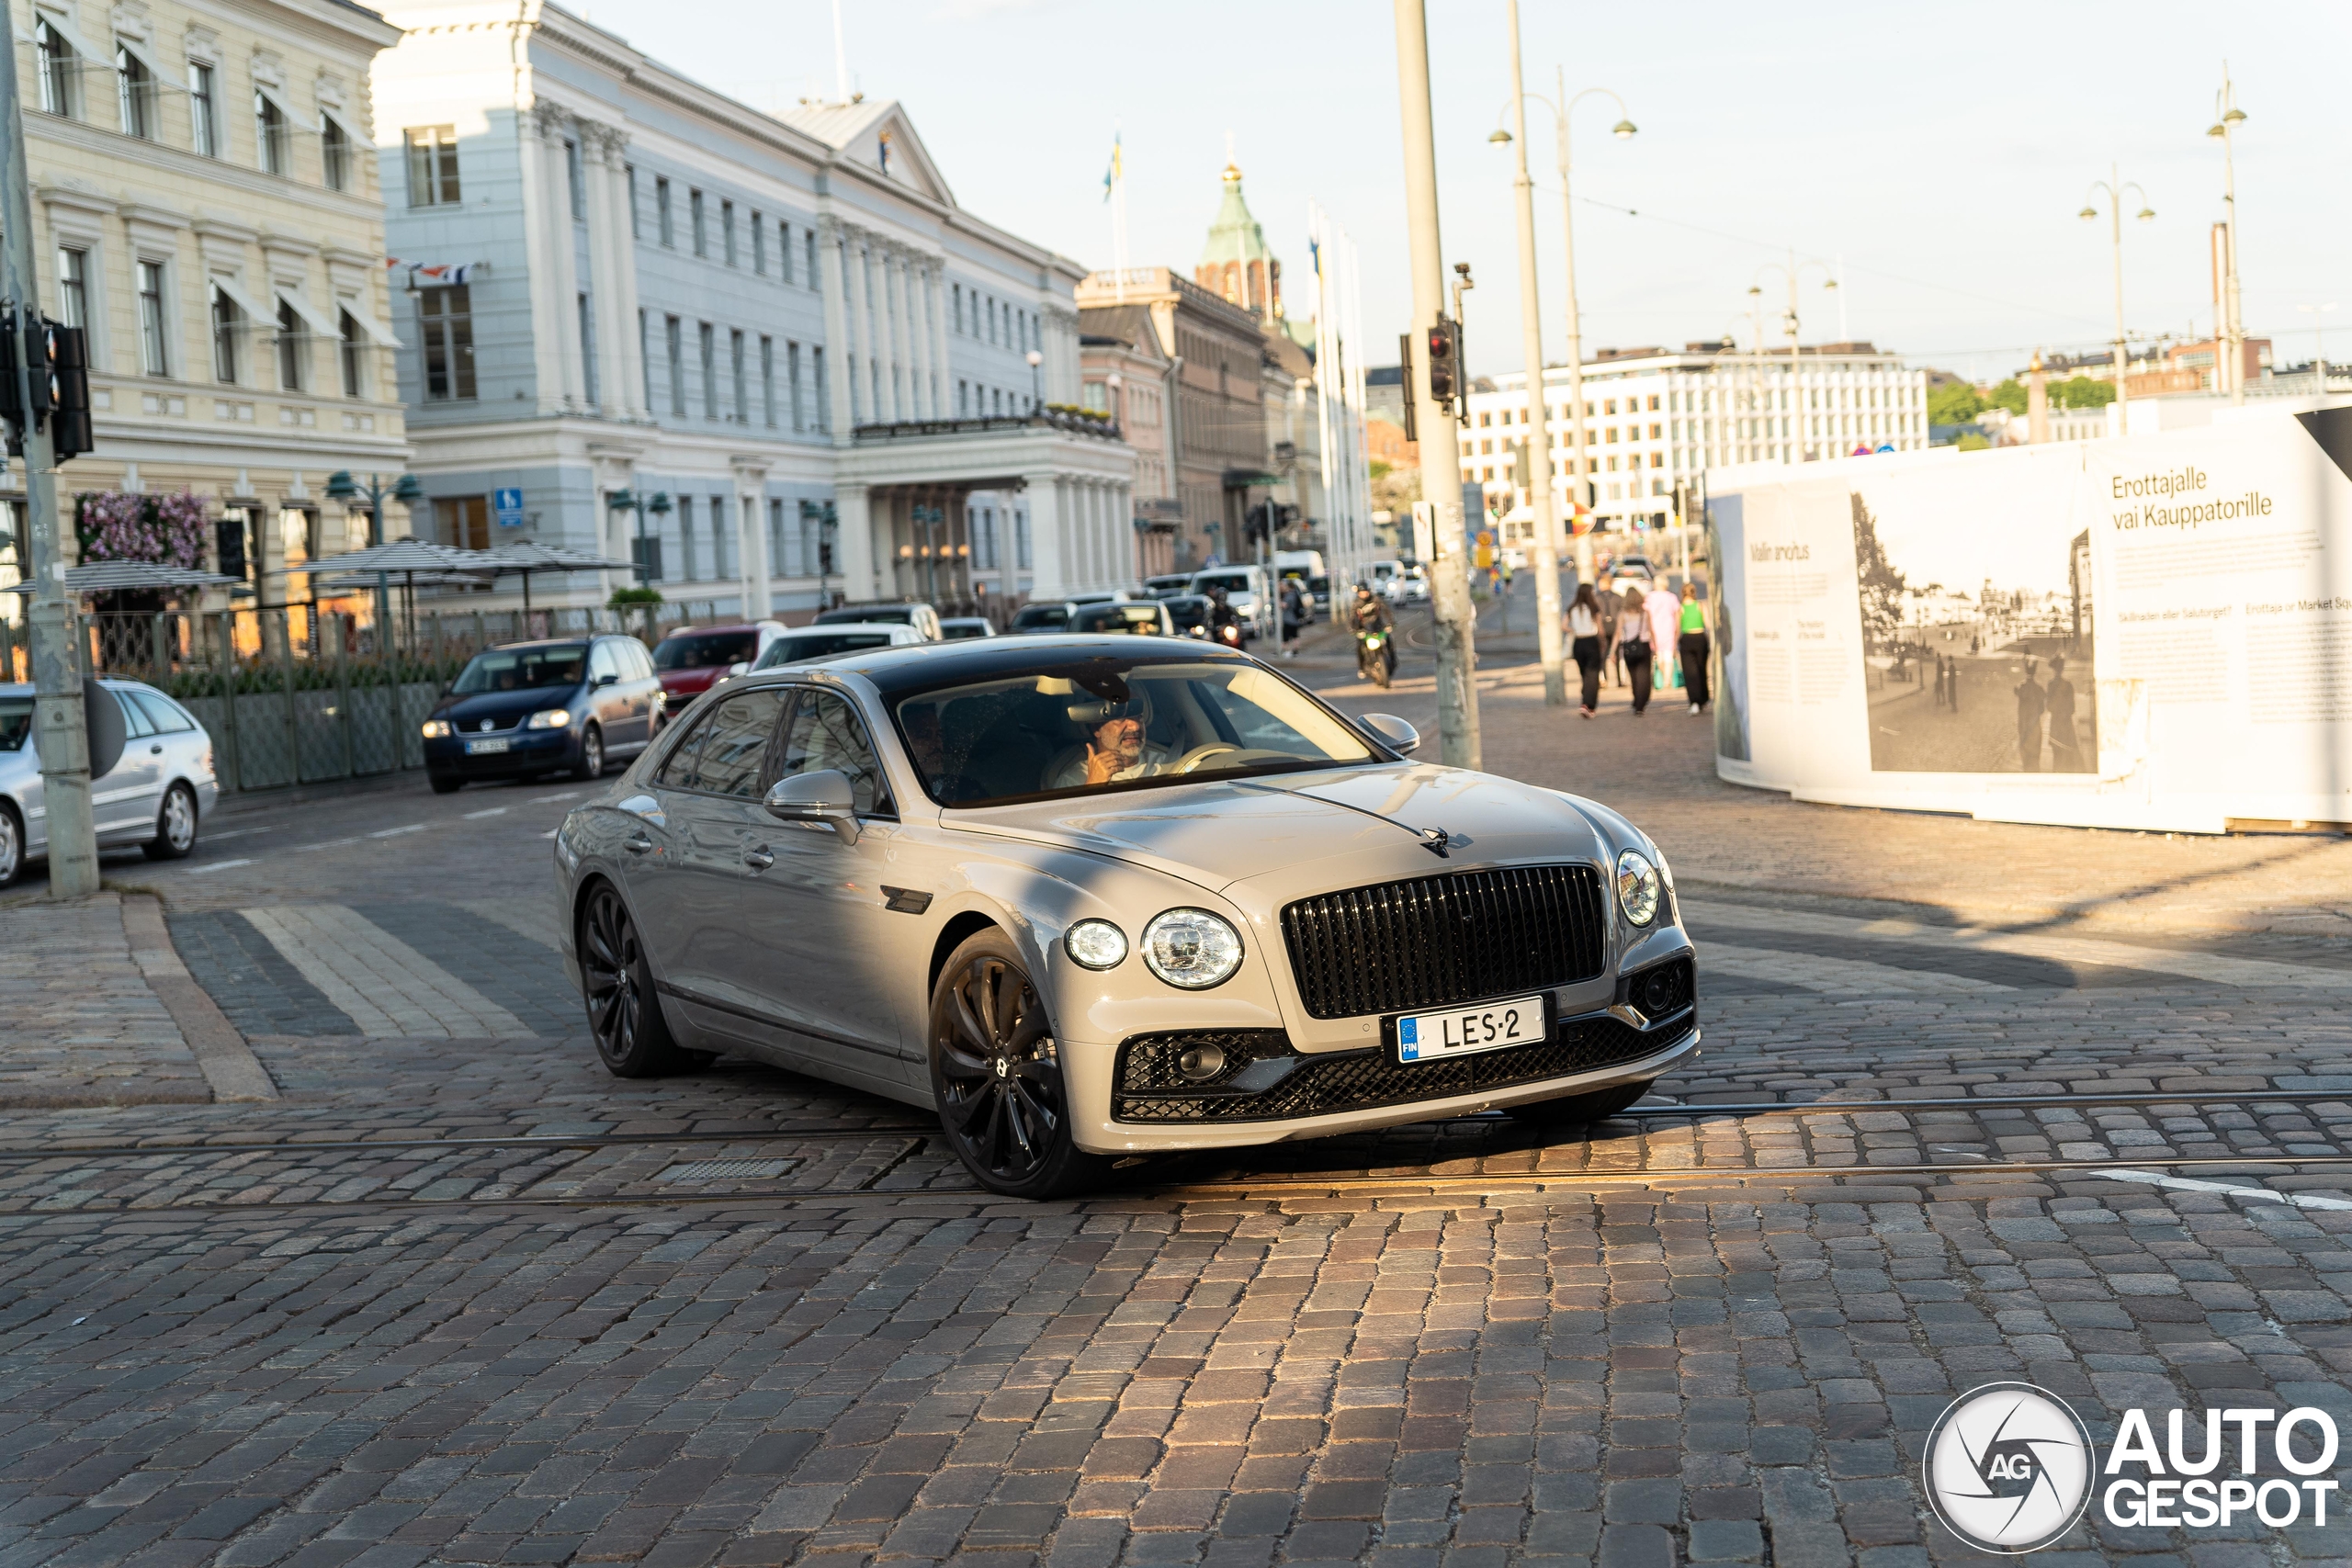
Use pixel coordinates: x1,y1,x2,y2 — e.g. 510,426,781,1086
581,0,2351,387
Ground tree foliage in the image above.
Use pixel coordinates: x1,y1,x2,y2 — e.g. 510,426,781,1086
1851,491,1908,650
2050,375,2114,409
1927,382,1983,426
1986,379,2028,416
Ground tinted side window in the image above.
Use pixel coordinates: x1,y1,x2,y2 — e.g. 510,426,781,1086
130,690,194,733
589,642,620,681
114,689,155,739
628,641,655,679
776,692,889,815
690,687,786,798
652,706,716,787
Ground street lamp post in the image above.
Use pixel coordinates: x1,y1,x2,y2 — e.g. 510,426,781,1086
324,469,425,647
1024,348,1044,412
1488,0,1566,705
604,487,673,631
2079,168,2154,427
2299,303,2338,390
2208,68,2249,405
1745,253,1835,458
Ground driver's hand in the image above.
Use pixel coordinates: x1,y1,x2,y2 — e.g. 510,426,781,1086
1083,744,1117,785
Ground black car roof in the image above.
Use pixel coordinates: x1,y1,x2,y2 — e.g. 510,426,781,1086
820,634,1251,699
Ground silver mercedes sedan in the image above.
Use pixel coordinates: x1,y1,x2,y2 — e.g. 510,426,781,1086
0,679,220,886
554,635,1698,1198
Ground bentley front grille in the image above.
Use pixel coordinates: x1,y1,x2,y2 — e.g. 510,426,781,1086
1279,863,1609,1021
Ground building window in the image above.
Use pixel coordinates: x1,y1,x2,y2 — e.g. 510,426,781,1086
812,346,827,432
627,165,639,238
419,286,476,401
729,328,745,423
664,314,684,416
953,284,962,333
37,23,74,118
117,48,153,139
1014,508,1031,570
338,310,364,398
54,246,87,329
209,285,240,383
698,321,716,418
565,139,584,219
689,189,706,256
404,125,458,206
751,212,764,276
787,341,803,432
138,261,168,376
321,114,349,190
777,220,792,284
805,231,817,290
188,62,216,154
275,299,302,390
255,90,288,175
720,199,735,265
759,335,775,427
637,308,650,410
957,379,967,416
655,177,673,246
435,496,490,551
579,294,598,406
676,495,696,579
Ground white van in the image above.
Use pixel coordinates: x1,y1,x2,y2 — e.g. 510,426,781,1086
1189,566,1269,627
1273,549,1326,582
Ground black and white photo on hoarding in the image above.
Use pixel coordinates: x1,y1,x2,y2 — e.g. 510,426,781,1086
1854,485,2098,776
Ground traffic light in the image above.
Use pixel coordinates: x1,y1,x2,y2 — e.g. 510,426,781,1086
215,514,249,581
1277,503,1299,528
1425,320,1457,406
49,325,90,460
1396,332,1419,441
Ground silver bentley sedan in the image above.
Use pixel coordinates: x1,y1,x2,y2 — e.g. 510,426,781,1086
0,679,219,886
553,635,1698,1198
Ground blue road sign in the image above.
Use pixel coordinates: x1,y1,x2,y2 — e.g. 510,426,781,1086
493,487,525,528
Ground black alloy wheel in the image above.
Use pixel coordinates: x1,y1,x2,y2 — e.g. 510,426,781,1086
1504,1077,1655,1126
581,881,681,1076
929,930,1107,1200
0,801,19,887
143,783,198,860
572,723,604,782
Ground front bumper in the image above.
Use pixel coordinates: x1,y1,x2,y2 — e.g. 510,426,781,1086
424,729,579,778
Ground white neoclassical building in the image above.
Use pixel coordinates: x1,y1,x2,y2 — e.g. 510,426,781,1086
370,0,1134,618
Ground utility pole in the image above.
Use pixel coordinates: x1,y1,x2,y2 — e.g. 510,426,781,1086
2080,168,2151,431
1392,0,1478,768
0,16,96,897
1498,0,1564,705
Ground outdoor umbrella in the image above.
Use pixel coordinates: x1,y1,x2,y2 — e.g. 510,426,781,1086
3,562,243,594
304,538,507,630
481,541,636,612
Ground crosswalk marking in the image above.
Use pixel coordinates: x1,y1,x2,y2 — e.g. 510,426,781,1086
241,905,530,1038
1702,942,2014,997
457,897,565,952
1683,900,2352,990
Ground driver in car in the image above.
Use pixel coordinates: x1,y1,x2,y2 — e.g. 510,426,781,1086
1049,699,1180,789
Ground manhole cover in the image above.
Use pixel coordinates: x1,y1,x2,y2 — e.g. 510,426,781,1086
656,1157,800,1183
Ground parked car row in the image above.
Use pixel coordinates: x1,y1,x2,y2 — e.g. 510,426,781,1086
0,678,219,886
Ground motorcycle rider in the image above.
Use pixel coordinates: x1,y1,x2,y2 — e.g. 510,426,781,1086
1351,582,1396,682
1206,585,1244,647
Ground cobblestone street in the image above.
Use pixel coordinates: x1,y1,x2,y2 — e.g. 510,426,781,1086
3,614,2350,1567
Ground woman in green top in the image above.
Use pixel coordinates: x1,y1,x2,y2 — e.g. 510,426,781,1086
1677,582,1711,715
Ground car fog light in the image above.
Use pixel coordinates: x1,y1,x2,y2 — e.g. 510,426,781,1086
1616,849,1660,927
1643,968,1681,1013
1064,919,1128,970
420,719,453,739
1177,1043,1227,1081
527,708,573,729
1141,908,1244,989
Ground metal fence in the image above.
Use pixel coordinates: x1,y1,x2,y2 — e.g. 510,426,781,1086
0,597,744,795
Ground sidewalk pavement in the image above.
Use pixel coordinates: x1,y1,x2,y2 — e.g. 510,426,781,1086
0,891,278,1109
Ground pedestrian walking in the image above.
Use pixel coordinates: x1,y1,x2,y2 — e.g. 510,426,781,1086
1676,582,1711,714
1934,655,1949,710
1599,582,1623,686
1566,583,1605,717
1950,656,1962,714
1613,583,1656,715
1645,579,1681,685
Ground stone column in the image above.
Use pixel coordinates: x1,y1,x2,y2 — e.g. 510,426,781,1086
514,105,569,415
835,481,875,600
877,245,902,423
533,105,585,409
734,459,772,617
577,123,628,417
930,261,953,420
817,216,853,445
1022,472,1063,598
908,261,934,420
846,233,875,427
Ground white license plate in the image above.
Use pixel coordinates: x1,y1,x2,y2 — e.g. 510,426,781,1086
1395,993,1545,1062
465,737,510,755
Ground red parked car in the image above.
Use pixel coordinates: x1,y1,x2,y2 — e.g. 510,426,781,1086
650,622,786,704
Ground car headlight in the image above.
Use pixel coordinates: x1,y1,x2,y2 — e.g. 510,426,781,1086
1140,908,1243,989
1064,919,1128,971
420,719,453,739
527,709,573,729
1616,850,1661,927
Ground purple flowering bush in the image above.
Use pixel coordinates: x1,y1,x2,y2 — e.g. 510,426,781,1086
74,490,209,569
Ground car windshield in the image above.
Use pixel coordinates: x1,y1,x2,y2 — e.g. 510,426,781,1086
654,631,758,671
892,657,1376,807
820,606,912,626
452,644,587,694
1194,572,1251,595
1164,597,1209,630
1011,604,1067,630
0,695,29,751
940,621,991,640
754,632,899,667
1069,604,1164,636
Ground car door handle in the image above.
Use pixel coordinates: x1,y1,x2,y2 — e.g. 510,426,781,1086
742,847,775,871
623,834,654,855
150,744,164,754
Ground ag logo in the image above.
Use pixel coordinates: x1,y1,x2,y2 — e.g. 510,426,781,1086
1924,1382,2096,1553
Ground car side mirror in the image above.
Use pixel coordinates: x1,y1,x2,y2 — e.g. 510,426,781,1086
594,672,618,688
764,768,861,844
727,662,750,676
1361,713,1421,756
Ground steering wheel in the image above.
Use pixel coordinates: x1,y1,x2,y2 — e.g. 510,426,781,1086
1171,742,1240,774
